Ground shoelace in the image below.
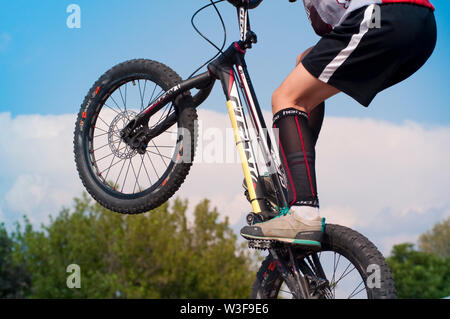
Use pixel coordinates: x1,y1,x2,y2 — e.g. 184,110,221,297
274,206,291,219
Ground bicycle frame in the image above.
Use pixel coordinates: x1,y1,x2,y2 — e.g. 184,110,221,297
207,41,289,217
125,4,289,219
81,1,395,299
116,2,335,298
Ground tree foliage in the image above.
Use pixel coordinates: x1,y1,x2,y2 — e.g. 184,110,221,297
386,243,450,299
419,217,450,259
10,194,255,299
0,223,31,298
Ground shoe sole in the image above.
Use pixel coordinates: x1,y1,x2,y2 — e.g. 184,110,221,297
241,232,321,247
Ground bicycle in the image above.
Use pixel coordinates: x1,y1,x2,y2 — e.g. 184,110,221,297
74,0,397,299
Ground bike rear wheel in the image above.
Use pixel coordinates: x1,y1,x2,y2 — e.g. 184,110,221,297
74,59,198,214
251,224,397,299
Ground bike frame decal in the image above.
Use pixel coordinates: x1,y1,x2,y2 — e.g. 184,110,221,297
234,64,288,207
238,6,248,42
236,65,275,170
143,84,181,115
227,97,261,215
226,67,262,214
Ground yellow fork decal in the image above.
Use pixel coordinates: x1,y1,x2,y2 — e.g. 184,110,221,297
227,100,262,214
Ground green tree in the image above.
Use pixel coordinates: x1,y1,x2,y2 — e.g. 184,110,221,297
386,243,450,298
419,217,450,259
13,194,255,298
0,223,31,298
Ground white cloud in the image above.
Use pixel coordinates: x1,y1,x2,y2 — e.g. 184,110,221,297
0,112,83,225
178,110,450,254
0,109,449,255
315,117,450,253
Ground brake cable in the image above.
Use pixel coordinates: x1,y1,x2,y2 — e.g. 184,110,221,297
188,0,227,79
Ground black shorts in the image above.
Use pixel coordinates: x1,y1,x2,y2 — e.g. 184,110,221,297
302,3,437,107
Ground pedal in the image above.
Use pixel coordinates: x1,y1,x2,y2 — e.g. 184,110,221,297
248,239,279,250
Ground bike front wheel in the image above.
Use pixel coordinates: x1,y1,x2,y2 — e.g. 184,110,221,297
251,224,397,299
74,59,198,214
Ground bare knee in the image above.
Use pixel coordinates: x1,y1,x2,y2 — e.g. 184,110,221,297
272,87,310,114
271,87,289,114
296,46,314,66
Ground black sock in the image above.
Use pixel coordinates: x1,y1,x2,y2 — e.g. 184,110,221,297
273,107,321,208
308,102,325,145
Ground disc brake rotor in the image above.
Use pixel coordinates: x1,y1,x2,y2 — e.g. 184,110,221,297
108,110,138,159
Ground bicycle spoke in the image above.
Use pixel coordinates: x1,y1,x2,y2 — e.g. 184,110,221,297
153,103,174,128
305,255,318,275
94,131,111,139
102,156,123,182
334,262,356,287
113,158,128,190
100,148,126,176
161,130,177,135
149,88,164,107
120,159,133,193
140,154,153,185
148,142,171,166
118,85,127,112
129,159,141,194
147,145,174,149
88,75,180,196
146,149,171,160
103,103,121,115
101,157,126,176
138,79,148,111
109,95,124,113
146,152,160,180
331,252,340,298
147,82,158,108
93,126,108,134
279,289,293,297
124,82,128,109
93,142,110,153
97,116,112,130
347,280,365,299
95,145,127,163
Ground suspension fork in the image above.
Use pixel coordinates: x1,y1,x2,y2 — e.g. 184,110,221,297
120,71,214,149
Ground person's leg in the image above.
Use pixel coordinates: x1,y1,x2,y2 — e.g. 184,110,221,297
241,4,437,246
272,62,339,115
240,50,337,246
296,48,326,146
273,50,336,221
308,102,325,146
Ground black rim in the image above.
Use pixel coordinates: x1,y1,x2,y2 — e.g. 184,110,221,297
85,75,181,198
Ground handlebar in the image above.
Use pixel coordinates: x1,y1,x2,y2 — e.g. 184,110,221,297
226,0,297,9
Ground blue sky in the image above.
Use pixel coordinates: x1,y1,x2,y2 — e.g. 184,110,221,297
0,1,449,256
0,0,449,124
